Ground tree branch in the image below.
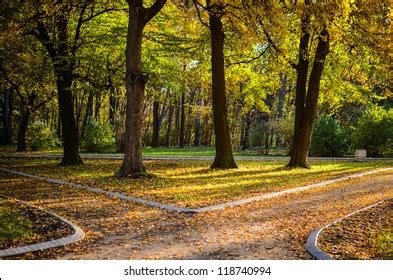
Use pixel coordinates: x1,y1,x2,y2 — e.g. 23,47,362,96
144,0,167,24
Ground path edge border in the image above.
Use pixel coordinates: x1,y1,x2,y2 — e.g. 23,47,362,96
0,195,85,258
305,199,389,260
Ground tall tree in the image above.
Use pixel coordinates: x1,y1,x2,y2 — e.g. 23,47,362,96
193,0,237,168
4,1,121,165
118,0,167,178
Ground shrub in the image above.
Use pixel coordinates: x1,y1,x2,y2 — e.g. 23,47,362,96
27,121,59,151
310,116,350,157
352,107,393,157
81,120,115,153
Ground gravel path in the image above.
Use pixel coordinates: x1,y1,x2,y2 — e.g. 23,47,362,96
0,169,392,260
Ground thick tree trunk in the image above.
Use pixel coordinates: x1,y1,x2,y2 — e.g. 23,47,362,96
288,28,329,168
179,91,185,148
16,109,30,152
2,89,13,144
57,76,83,165
118,0,168,177
209,13,237,169
152,100,160,147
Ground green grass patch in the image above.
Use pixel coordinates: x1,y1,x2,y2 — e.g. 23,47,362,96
370,230,393,259
0,199,33,241
1,158,391,208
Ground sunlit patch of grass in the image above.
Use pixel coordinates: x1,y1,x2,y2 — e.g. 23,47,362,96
0,158,392,207
370,230,393,259
0,199,33,241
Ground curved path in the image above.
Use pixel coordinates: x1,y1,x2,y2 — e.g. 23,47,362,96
0,195,85,258
0,167,391,259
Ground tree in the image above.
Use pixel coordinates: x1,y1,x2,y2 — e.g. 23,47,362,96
193,0,237,168
1,37,55,151
3,1,121,164
118,0,167,178
242,0,389,167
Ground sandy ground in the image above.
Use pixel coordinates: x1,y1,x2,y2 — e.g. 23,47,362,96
0,169,392,260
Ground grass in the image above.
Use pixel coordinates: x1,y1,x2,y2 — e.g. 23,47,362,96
1,157,391,208
0,144,284,157
370,230,393,259
0,199,33,241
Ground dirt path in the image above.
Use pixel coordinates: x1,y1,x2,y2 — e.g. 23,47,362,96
0,170,392,260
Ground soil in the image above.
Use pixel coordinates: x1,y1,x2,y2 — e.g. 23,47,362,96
318,199,392,260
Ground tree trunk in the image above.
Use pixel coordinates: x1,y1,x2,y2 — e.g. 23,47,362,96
81,90,94,137
165,105,174,147
2,89,13,144
288,28,330,168
57,76,83,165
209,13,237,169
152,100,160,147
241,110,252,151
109,94,117,126
179,91,185,148
193,98,202,146
185,90,195,146
119,0,167,177
16,109,30,152
94,91,101,121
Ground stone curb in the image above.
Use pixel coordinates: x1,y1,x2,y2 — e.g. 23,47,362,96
0,195,85,258
1,153,393,162
305,199,388,260
1,167,391,214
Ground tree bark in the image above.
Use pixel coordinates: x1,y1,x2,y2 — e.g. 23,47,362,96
165,105,174,147
209,12,237,168
179,91,185,148
57,75,83,165
193,98,202,146
81,90,94,137
288,27,330,168
118,0,166,178
2,89,13,144
152,100,160,147
16,109,30,152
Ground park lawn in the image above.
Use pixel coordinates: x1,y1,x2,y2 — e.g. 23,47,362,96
0,145,283,157
0,198,33,243
1,158,392,208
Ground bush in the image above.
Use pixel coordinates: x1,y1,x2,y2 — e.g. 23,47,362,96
352,107,393,157
81,120,115,153
27,121,59,151
310,116,350,157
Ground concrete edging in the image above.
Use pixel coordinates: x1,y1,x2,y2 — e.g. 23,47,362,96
305,199,388,260
0,195,85,258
